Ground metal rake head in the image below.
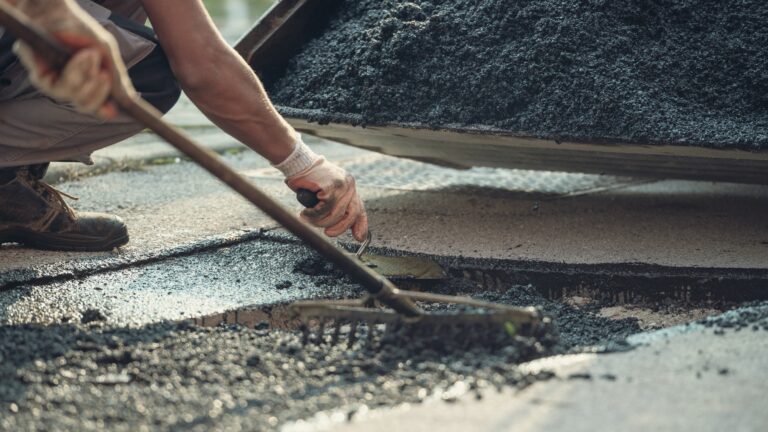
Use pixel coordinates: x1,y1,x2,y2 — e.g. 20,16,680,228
289,290,551,348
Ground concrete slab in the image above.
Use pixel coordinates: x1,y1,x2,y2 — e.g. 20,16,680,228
44,128,247,185
327,313,768,432
234,144,768,269
0,239,360,326
4,134,768,291
303,154,768,269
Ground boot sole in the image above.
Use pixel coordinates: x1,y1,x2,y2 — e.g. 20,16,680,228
0,227,129,252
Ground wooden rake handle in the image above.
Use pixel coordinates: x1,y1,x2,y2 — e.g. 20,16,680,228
0,3,422,318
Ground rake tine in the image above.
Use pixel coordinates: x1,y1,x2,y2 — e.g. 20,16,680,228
366,321,376,346
479,323,489,345
405,322,416,341
331,319,342,345
316,319,326,345
348,321,358,348
436,324,450,340
461,325,473,349
300,322,310,345
381,320,400,345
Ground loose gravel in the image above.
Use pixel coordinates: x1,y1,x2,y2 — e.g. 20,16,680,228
0,276,642,431
3,248,763,431
0,318,553,431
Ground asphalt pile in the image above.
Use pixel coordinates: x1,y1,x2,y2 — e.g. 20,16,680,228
268,0,768,149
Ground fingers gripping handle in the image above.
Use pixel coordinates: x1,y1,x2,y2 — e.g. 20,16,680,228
296,188,372,257
296,188,320,208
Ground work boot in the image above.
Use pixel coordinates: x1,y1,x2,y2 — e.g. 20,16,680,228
0,164,129,251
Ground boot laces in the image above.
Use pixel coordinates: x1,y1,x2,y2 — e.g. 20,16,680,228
17,170,78,232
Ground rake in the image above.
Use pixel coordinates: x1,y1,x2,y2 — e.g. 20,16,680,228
0,3,549,347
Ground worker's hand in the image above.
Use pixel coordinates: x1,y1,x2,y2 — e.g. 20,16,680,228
12,0,134,118
276,136,368,241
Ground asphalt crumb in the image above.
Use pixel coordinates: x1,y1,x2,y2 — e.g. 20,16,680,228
0,277,645,430
268,0,768,150
293,255,350,287
2,289,765,430
697,302,768,331
275,281,293,290
567,373,592,380
0,321,552,431
80,309,107,324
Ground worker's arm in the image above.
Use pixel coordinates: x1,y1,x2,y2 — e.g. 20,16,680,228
141,0,367,241
140,0,295,164
7,0,368,241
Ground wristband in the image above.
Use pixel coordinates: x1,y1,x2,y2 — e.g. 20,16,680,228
273,133,321,177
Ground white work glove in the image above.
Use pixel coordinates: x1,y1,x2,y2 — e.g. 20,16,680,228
12,0,134,118
275,135,369,242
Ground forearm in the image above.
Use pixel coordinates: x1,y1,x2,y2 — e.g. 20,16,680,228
180,46,296,164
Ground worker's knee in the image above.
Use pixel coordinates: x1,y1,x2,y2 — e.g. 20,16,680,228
129,45,181,115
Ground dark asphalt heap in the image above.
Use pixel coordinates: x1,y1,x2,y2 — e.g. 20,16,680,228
268,0,768,150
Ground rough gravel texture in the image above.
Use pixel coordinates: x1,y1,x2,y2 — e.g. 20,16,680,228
0,273,642,431
0,320,553,431
2,302,763,431
268,0,768,149
698,301,768,332
2,243,759,430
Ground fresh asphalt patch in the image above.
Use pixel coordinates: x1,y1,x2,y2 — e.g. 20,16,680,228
1,236,765,430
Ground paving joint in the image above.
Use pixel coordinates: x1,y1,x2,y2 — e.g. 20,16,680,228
0,227,279,291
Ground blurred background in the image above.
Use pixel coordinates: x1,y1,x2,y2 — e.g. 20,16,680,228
163,0,276,126
203,0,275,43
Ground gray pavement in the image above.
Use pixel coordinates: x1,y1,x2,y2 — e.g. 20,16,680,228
13,131,768,284
3,126,766,430
0,238,361,326
328,315,768,432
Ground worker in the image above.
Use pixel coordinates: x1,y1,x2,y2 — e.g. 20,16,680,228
0,0,368,251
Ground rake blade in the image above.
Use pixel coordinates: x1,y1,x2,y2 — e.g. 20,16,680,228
300,322,310,345
315,319,327,345
348,321,358,348
331,320,342,345
288,297,548,349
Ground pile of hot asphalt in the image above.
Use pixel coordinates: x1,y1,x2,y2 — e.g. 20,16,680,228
268,0,768,150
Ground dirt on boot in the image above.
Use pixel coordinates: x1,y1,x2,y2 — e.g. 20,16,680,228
0,164,129,251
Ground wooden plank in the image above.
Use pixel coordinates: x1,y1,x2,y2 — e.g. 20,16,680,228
289,118,768,184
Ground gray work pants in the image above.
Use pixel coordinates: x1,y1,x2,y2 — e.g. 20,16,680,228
0,0,180,168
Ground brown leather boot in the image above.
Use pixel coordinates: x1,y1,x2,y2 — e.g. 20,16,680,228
0,164,129,251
